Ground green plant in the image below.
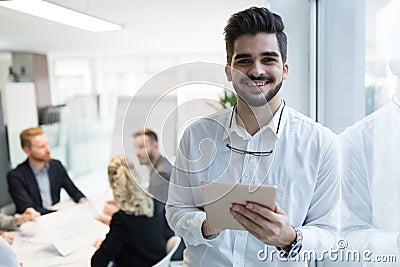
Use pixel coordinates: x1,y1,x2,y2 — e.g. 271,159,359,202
219,90,237,108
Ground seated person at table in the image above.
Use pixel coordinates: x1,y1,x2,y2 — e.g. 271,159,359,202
0,208,38,245
91,155,173,267
0,208,38,231
7,127,86,215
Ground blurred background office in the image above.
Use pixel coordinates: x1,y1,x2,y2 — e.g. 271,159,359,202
0,0,399,246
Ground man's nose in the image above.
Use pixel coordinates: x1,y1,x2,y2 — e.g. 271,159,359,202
247,61,265,78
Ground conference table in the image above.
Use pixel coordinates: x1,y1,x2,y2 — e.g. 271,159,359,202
11,194,111,267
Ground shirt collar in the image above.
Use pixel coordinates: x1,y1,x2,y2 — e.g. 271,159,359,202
222,100,286,141
29,161,50,175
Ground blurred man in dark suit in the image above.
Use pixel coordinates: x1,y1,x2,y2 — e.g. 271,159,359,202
7,127,86,215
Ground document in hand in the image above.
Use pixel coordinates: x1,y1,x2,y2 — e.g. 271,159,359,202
36,202,108,256
202,182,277,230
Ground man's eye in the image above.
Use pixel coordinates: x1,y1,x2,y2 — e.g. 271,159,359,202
262,58,276,63
236,59,251,65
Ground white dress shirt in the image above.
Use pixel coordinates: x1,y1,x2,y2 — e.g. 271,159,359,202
166,101,340,267
340,91,400,265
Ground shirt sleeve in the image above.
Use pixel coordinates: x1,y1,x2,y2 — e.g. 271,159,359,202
166,129,211,246
0,214,17,231
340,131,400,255
0,237,19,267
301,134,340,252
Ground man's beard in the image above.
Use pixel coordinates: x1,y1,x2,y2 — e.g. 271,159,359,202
235,79,283,107
139,150,154,166
32,153,51,163
147,151,155,166
264,80,283,102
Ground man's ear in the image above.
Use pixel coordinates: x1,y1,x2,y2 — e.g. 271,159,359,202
22,146,31,156
225,65,232,82
282,62,289,80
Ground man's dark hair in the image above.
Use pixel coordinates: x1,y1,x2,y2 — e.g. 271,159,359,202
133,128,158,143
224,6,287,65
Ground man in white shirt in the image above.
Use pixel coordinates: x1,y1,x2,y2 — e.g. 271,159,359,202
166,7,339,266
340,62,400,266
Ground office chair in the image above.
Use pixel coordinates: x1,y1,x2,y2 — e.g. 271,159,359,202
152,236,182,267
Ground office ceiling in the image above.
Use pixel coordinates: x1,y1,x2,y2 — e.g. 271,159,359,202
0,0,267,55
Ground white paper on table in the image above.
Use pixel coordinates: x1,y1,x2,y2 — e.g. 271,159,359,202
12,221,64,267
36,201,109,256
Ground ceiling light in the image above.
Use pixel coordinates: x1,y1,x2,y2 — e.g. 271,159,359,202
0,0,122,32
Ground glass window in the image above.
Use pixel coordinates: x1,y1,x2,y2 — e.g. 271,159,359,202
52,59,92,105
365,0,400,114
317,0,400,132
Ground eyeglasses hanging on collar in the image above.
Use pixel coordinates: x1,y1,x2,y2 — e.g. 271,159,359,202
226,100,285,157
226,143,273,156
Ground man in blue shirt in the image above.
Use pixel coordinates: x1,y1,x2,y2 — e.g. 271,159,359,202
7,127,86,215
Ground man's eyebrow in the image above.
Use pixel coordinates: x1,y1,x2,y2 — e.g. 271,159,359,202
233,51,280,61
233,53,251,60
261,51,280,57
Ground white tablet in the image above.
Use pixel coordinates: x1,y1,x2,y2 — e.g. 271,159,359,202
201,182,277,230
